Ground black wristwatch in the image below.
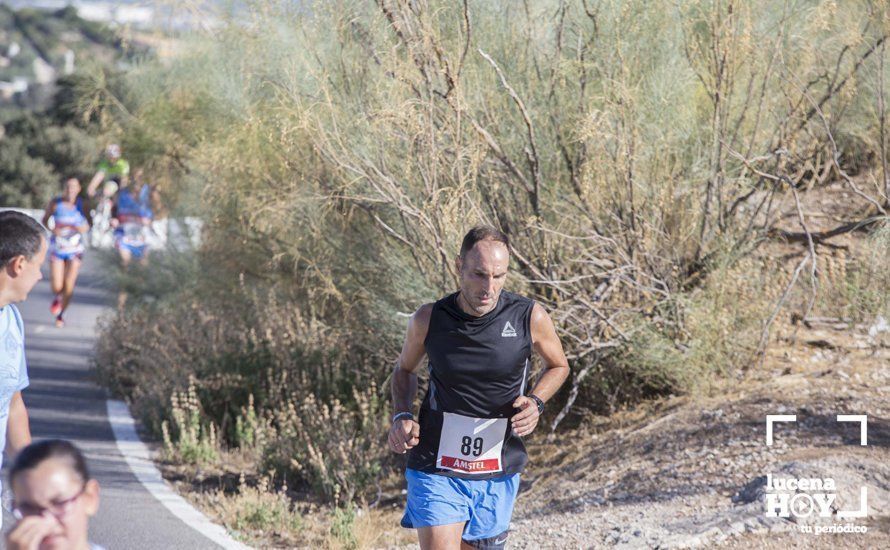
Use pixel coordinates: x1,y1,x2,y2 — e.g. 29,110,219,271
529,394,545,415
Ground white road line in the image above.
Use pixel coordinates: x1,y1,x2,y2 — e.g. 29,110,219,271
106,399,251,550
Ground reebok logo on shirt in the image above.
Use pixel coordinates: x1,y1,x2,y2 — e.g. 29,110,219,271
501,321,517,337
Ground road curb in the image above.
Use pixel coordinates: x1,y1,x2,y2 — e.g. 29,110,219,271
106,399,251,550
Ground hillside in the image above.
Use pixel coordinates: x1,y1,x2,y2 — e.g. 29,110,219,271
0,5,145,208
506,181,889,548
514,322,889,548
0,5,131,115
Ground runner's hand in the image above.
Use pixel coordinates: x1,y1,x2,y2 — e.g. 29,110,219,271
511,396,540,437
388,418,420,454
6,514,63,550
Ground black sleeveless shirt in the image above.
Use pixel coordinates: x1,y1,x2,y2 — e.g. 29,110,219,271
407,290,535,479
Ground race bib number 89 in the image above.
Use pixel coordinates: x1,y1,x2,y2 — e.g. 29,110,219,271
436,412,507,474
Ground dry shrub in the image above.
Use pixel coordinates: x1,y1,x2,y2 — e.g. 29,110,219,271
566,254,772,417
210,474,302,545
161,378,219,465
810,225,890,321
91,0,890,504
94,264,392,503
261,383,388,506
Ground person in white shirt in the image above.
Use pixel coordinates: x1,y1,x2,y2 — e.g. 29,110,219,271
0,211,40,526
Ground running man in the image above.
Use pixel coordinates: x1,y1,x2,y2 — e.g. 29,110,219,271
389,226,570,549
0,211,40,527
42,178,91,328
86,144,129,198
86,144,129,248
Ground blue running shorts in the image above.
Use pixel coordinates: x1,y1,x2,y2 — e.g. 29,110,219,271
114,231,148,259
50,248,83,262
401,468,519,545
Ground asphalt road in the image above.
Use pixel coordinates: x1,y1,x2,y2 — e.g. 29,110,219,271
3,257,224,549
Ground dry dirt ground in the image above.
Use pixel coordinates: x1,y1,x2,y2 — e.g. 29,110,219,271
508,319,889,549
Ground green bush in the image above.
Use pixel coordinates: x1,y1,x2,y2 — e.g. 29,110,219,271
329,507,358,550
0,136,57,207
215,475,303,536
161,380,219,465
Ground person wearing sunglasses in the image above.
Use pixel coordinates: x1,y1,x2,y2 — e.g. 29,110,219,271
6,439,102,550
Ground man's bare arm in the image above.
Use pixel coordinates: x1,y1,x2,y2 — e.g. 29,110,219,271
391,304,432,410
388,304,432,453
6,392,31,456
41,198,55,228
527,303,570,401
86,171,105,198
511,303,570,436
391,366,418,417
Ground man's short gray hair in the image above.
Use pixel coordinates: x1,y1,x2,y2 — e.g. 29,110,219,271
459,225,509,258
0,211,47,267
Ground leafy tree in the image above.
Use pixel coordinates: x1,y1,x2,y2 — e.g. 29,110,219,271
0,137,56,207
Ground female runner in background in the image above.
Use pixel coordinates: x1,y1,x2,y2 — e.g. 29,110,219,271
41,178,91,328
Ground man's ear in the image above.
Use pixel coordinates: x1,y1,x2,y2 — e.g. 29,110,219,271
455,255,462,274
4,255,25,277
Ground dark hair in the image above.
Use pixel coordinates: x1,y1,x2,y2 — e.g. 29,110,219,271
459,225,509,258
9,439,90,485
0,211,47,267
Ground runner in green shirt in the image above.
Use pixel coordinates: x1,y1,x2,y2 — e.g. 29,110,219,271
87,144,129,198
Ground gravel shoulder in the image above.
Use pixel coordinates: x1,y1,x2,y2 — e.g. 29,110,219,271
510,321,890,549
